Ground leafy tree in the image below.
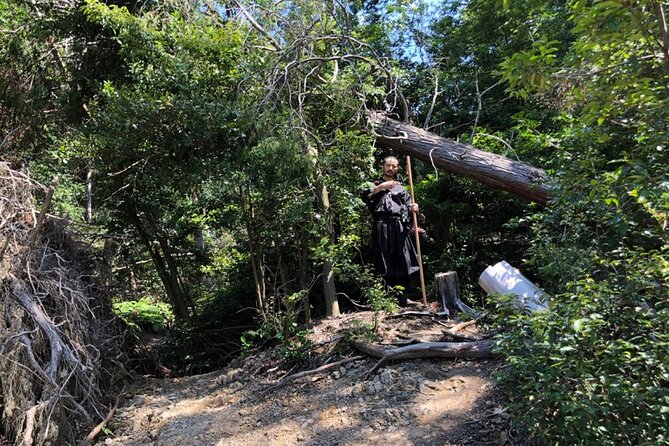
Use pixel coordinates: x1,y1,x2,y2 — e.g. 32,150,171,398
495,1,669,443
77,0,245,321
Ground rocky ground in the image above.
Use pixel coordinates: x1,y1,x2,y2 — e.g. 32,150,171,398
96,311,520,446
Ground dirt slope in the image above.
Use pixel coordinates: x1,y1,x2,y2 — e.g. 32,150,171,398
96,311,516,446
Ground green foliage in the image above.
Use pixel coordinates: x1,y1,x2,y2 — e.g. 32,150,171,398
240,292,314,364
414,169,534,304
113,297,173,334
493,268,669,445
340,319,377,343
493,0,669,443
159,322,241,375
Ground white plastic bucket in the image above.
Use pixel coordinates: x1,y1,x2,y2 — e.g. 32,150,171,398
478,260,549,312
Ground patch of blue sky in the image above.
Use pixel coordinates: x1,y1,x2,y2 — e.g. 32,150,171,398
356,0,461,64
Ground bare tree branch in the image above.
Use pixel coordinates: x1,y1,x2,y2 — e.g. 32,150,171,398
232,0,282,52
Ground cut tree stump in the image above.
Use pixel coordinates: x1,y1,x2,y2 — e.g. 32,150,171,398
369,112,550,204
435,271,476,316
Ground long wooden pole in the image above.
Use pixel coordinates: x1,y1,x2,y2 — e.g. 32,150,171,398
405,156,427,305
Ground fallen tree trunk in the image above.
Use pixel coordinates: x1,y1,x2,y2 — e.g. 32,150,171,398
369,112,550,204
352,339,497,375
352,339,496,360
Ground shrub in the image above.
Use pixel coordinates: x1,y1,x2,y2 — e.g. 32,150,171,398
113,297,173,334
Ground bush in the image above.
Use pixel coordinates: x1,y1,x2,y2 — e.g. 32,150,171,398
495,275,669,445
113,297,173,334
493,190,669,445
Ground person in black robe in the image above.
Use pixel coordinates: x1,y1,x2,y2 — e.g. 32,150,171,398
362,156,420,306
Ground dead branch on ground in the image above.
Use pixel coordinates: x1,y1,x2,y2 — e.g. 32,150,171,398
261,355,366,393
352,339,497,376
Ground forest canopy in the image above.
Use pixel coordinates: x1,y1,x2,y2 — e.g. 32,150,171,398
1,0,667,444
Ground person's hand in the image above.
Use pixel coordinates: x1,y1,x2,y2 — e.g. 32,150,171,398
373,180,401,195
409,203,419,214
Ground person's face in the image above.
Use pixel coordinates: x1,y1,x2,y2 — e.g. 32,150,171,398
383,159,399,178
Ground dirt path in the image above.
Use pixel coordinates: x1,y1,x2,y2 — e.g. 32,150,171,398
97,312,513,446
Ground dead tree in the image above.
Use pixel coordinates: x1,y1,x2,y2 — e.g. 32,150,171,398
369,112,551,204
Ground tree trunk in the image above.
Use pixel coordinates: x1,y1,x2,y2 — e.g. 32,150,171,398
316,180,340,317
194,227,204,250
368,112,550,204
435,271,476,315
85,158,93,223
241,185,267,318
124,206,191,322
304,142,340,318
298,230,312,324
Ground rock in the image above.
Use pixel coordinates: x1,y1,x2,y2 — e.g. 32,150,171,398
379,370,392,385
132,417,143,432
373,381,384,393
333,371,341,379
423,380,439,390
346,368,362,379
339,366,347,376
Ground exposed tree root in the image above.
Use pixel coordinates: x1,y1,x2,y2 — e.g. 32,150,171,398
0,162,126,445
78,394,120,446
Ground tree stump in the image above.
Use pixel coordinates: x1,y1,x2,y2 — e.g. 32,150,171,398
435,271,476,316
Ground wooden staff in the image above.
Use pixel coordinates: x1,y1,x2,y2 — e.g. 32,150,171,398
405,156,427,305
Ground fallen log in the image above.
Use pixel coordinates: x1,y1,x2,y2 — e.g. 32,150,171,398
369,112,550,204
352,339,497,375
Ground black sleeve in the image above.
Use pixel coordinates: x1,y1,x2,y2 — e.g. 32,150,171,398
361,181,377,206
